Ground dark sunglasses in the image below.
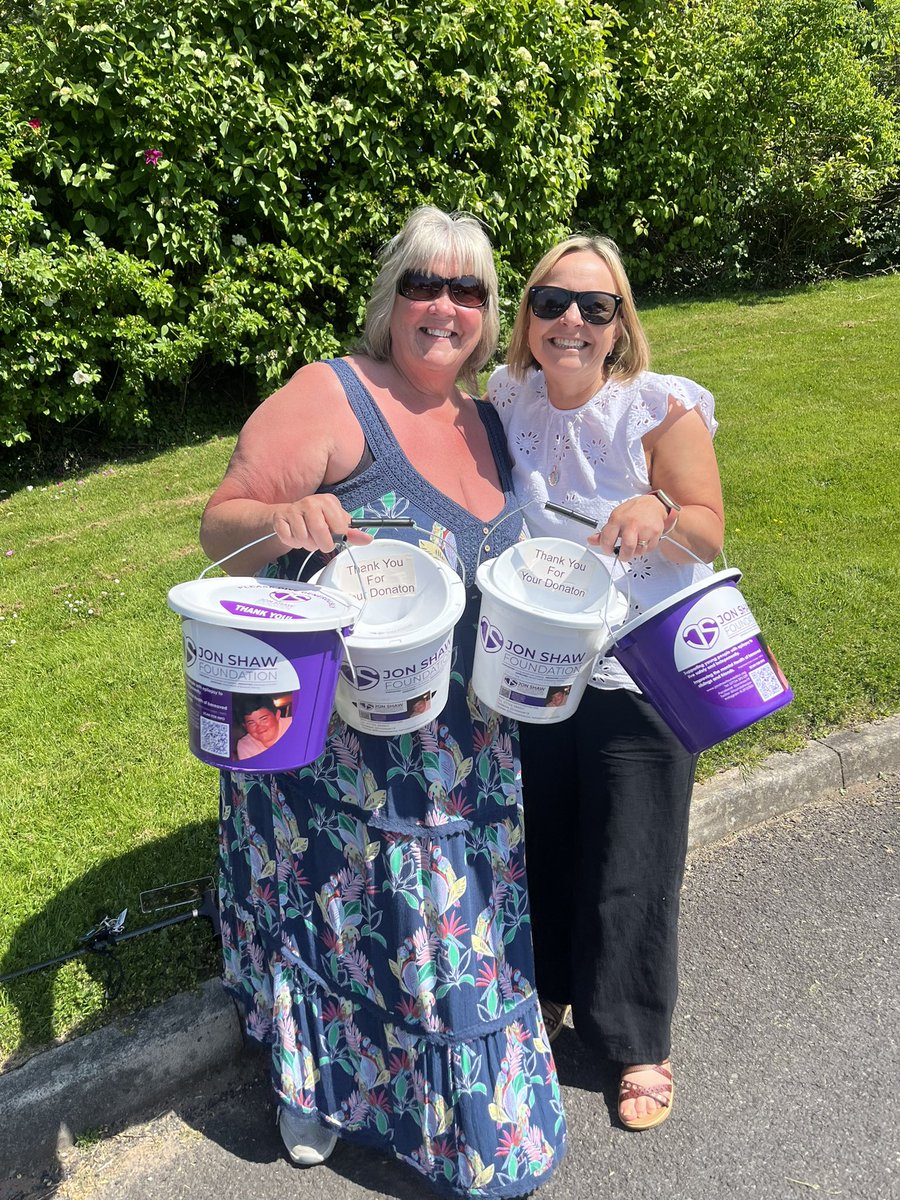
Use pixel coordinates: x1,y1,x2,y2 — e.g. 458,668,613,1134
397,270,488,309
528,285,623,326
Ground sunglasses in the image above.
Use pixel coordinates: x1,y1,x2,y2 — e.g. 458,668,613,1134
397,270,488,309
528,285,623,326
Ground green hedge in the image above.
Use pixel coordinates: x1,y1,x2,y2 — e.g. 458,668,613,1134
0,0,615,444
578,0,900,287
2,0,898,447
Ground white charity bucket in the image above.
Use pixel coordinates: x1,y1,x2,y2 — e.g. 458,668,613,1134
313,539,466,735
472,537,628,723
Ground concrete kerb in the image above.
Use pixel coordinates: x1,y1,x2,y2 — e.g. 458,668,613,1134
688,712,900,849
2,713,899,1180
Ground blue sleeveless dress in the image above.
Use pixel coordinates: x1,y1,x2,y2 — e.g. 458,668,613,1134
217,359,566,1197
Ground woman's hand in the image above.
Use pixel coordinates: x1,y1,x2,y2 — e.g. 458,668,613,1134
588,403,725,564
588,494,669,561
272,494,372,554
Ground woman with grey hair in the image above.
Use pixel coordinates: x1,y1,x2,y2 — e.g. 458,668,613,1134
200,207,565,1195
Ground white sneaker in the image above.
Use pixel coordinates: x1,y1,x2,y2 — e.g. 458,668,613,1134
277,1107,337,1166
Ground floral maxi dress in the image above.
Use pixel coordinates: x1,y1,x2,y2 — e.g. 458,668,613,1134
217,360,566,1197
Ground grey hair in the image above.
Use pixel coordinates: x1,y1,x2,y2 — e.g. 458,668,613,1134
506,234,650,383
357,206,499,390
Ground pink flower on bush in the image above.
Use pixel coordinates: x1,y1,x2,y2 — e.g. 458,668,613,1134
28,118,42,131
143,148,162,166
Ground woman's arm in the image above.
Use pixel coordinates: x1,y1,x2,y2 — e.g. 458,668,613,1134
200,361,370,575
590,400,724,564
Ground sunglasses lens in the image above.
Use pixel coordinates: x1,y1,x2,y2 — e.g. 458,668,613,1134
579,293,619,325
448,276,488,307
529,287,569,320
400,272,443,301
399,272,487,308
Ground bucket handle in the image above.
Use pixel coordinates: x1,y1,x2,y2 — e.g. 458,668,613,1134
197,517,417,580
540,502,633,641
198,531,278,579
660,531,729,571
475,499,546,567
305,518,470,588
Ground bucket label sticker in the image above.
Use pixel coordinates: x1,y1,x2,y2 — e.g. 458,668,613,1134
672,589,787,708
185,679,298,763
330,550,417,602
516,545,594,601
499,677,573,711
183,621,300,691
481,620,591,682
341,634,452,694
351,691,435,724
673,588,760,670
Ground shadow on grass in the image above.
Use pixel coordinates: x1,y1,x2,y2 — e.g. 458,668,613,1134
0,820,220,1063
637,279,828,316
0,363,257,492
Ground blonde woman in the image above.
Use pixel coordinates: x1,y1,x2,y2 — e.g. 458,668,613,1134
489,234,724,1130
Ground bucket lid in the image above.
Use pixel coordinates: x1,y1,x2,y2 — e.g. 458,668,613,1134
608,567,743,645
313,539,466,649
167,576,362,632
476,538,626,628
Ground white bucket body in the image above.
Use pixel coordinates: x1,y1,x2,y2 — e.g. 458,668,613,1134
313,540,466,735
472,538,627,723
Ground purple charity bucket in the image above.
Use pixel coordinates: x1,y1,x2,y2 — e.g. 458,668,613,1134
166,577,362,772
607,568,792,753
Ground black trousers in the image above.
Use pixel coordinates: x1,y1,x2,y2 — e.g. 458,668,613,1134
519,686,697,1064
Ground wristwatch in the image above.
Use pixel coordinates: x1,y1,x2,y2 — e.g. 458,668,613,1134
648,488,682,535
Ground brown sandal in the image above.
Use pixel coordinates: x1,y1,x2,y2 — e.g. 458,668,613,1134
618,1060,674,1130
539,999,571,1044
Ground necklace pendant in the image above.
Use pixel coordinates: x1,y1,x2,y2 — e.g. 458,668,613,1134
548,465,559,486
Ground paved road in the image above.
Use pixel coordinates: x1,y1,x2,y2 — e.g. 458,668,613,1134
10,779,898,1200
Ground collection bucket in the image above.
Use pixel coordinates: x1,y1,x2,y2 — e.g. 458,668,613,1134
167,577,362,772
608,567,792,752
472,537,627,723
313,539,466,735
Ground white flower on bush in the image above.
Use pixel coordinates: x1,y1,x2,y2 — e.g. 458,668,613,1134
332,97,352,112
41,294,58,307
71,369,92,385
231,233,248,246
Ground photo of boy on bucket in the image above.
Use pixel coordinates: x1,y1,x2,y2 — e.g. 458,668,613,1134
234,694,293,760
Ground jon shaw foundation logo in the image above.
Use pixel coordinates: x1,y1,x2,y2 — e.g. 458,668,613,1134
480,618,504,653
341,663,381,690
681,618,721,651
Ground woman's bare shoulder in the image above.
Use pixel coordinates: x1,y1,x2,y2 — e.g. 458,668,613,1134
211,360,364,505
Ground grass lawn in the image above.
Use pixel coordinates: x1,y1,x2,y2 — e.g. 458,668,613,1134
1,274,898,1063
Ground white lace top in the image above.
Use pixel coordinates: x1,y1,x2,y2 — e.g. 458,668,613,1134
488,365,719,691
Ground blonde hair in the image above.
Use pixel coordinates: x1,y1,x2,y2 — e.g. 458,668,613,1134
358,206,499,390
506,235,650,383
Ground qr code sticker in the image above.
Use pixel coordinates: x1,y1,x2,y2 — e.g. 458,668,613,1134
750,662,783,702
200,715,230,756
